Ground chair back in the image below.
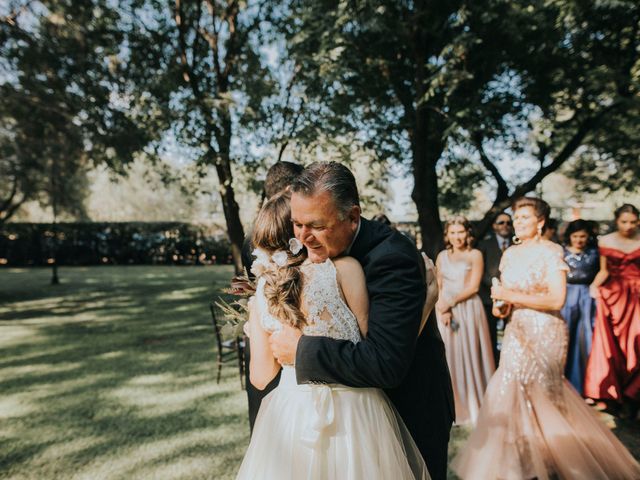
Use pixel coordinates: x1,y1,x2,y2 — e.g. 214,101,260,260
209,302,225,350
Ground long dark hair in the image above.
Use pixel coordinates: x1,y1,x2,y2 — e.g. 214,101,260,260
563,219,595,247
614,203,639,220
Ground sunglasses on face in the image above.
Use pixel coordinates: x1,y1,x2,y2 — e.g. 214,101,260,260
495,221,512,226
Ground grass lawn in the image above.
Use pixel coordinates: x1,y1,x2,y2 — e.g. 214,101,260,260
1,266,638,479
0,266,247,480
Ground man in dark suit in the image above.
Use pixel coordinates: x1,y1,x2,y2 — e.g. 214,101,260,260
269,162,454,480
240,161,303,433
477,212,513,364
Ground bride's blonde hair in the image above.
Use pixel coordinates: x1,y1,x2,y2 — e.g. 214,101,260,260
252,190,307,328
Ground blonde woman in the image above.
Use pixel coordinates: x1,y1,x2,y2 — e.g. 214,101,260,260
435,216,495,425
236,190,429,480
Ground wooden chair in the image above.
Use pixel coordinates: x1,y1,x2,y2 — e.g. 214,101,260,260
209,302,245,388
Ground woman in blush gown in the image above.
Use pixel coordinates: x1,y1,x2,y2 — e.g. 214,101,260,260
435,216,495,425
585,204,640,416
236,191,429,480
453,197,640,480
561,219,599,394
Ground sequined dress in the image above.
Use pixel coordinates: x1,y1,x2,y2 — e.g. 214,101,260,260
236,258,430,480
452,241,640,480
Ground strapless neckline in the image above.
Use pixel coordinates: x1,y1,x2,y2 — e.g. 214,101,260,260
599,246,640,256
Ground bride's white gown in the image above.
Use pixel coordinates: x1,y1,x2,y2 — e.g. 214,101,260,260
236,259,430,480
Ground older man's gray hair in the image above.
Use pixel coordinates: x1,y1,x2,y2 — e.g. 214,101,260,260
291,161,360,219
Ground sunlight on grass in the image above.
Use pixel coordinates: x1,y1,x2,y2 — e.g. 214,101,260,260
38,436,106,463
0,325,46,346
0,393,37,419
0,265,247,480
0,361,83,380
69,426,247,480
157,287,210,301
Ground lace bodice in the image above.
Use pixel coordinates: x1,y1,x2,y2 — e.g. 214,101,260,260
255,259,362,344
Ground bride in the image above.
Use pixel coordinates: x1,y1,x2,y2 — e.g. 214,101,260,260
236,190,429,479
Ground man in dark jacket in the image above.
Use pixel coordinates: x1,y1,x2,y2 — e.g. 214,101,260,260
477,212,513,363
269,161,454,480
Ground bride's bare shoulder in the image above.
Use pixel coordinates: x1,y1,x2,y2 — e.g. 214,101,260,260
333,256,364,278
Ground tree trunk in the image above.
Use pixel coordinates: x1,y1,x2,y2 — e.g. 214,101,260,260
50,166,60,285
411,109,446,259
214,157,244,275
211,117,245,275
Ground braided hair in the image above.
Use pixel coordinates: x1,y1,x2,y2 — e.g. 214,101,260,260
251,191,307,328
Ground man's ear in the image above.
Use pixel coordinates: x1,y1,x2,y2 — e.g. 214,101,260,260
349,205,361,224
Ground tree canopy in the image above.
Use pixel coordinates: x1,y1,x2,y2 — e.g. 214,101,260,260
2,0,638,258
282,0,639,253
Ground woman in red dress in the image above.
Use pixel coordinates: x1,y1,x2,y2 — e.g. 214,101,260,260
585,204,640,415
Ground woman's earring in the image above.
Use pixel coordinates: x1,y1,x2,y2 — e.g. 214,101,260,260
537,226,543,238
512,235,522,245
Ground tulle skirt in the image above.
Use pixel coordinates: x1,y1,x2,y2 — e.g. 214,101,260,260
236,367,430,480
452,310,640,480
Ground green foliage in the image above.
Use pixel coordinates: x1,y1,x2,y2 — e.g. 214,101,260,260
0,222,232,266
281,0,639,227
0,1,164,223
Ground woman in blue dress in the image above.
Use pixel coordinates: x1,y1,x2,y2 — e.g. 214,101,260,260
561,219,599,394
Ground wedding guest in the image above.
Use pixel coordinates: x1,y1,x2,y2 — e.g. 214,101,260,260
543,217,560,243
585,204,640,417
561,219,599,394
453,197,640,480
478,212,513,363
435,216,495,425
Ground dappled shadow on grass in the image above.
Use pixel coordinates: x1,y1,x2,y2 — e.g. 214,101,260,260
0,266,249,479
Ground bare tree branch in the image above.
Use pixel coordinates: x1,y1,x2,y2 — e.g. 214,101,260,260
471,131,509,201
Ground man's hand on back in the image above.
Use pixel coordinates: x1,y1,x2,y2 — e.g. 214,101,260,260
269,324,302,365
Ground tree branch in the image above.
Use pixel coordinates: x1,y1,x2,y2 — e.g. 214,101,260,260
0,188,25,225
0,172,19,213
202,0,223,84
472,131,509,201
511,105,618,199
221,0,239,84
475,103,623,237
174,0,223,148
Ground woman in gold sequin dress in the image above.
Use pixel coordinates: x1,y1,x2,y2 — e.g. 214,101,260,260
453,197,640,480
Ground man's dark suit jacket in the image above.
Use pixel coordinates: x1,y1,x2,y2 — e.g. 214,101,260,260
295,218,455,480
477,234,507,307
241,233,281,433
477,234,509,362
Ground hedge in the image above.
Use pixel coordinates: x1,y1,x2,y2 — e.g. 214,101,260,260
0,222,232,266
